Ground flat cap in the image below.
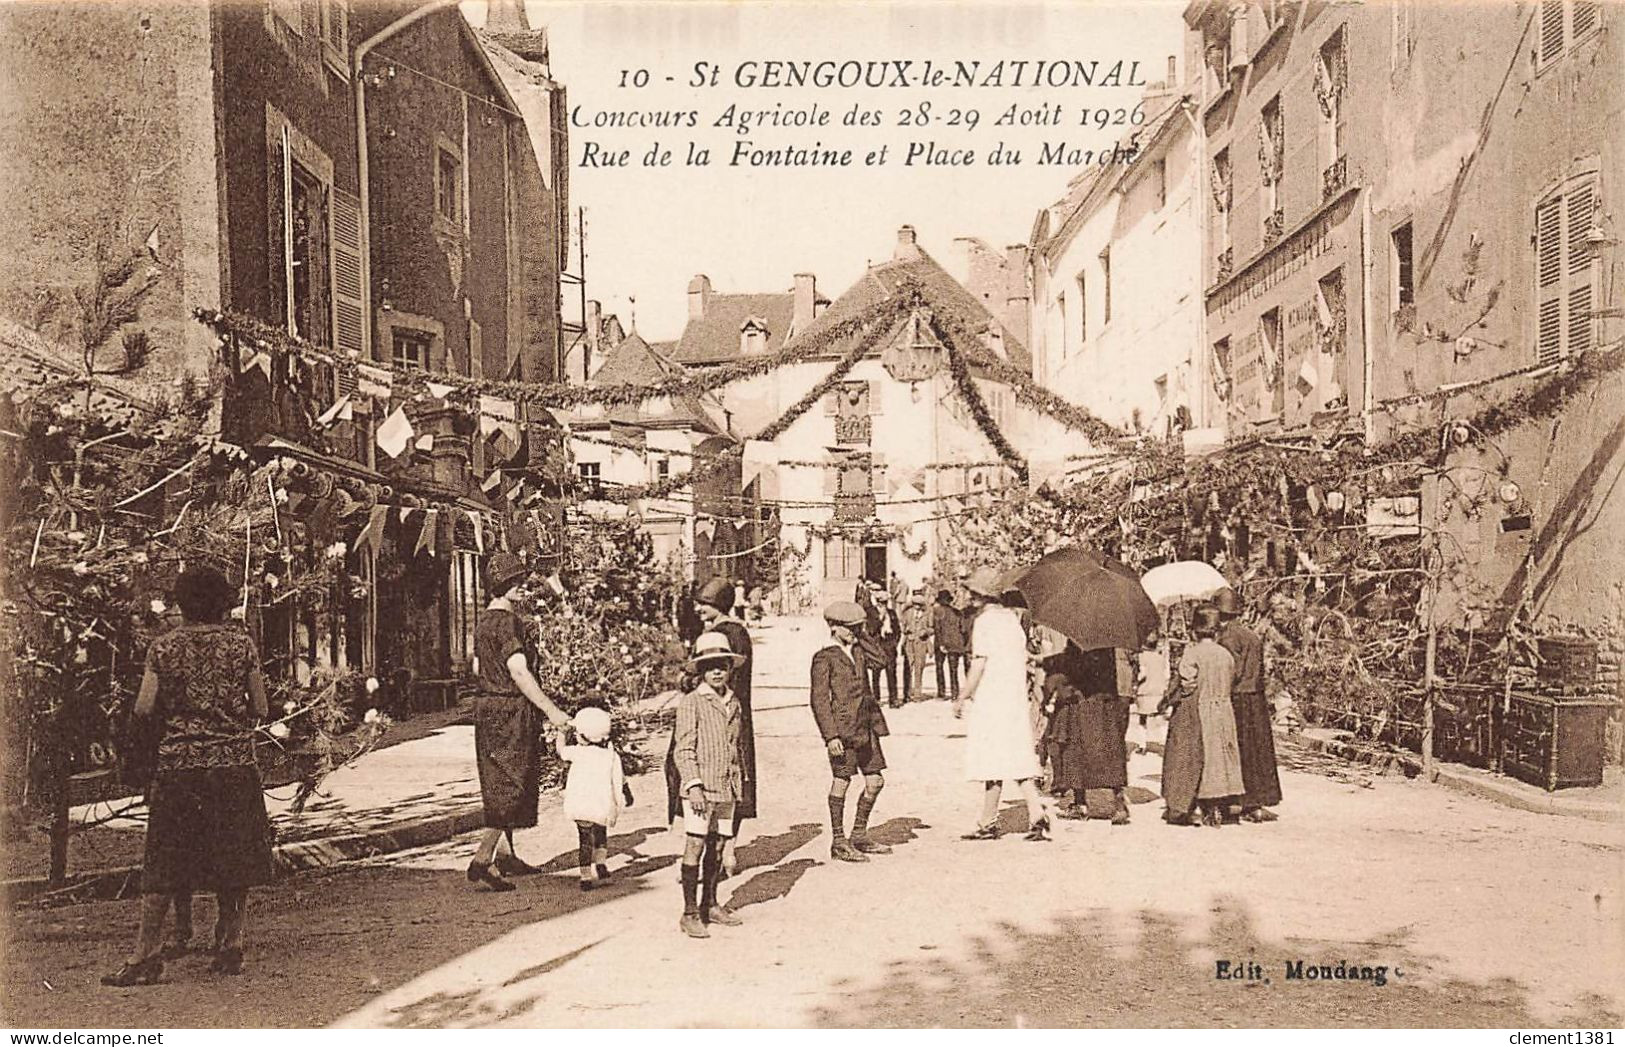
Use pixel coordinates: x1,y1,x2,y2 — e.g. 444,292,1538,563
822,600,867,627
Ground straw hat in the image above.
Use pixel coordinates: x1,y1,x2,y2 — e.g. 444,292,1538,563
687,630,745,671
964,566,1008,599
572,706,612,743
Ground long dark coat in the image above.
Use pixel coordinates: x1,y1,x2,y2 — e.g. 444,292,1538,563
1219,621,1282,808
665,616,757,822
1042,645,1129,792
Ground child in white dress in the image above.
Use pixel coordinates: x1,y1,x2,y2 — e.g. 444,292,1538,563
558,707,631,890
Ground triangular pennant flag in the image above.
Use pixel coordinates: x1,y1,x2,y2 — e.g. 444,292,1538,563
545,573,566,596
506,481,525,503
695,517,716,541
376,407,414,458
355,505,389,556
399,506,416,522
397,508,424,554
489,427,519,464
414,508,439,557
481,469,503,495
357,363,392,399
425,380,455,399
414,433,435,453
467,510,485,554
317,395,351,427
144,224,161,261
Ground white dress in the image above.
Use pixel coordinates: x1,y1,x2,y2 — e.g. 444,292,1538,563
560,741,626,827
963,605,1043,782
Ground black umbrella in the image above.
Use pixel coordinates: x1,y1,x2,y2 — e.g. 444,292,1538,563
1001,545,1159,652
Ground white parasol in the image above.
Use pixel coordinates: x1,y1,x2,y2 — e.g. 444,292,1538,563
1140,560,1231,607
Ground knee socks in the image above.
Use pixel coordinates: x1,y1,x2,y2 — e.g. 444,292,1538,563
681,835,705,915
853,784,883,837
828,793,847,842
699,833,722,914
577,824,596,878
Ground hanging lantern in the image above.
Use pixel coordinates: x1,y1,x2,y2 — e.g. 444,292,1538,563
881,308,944,384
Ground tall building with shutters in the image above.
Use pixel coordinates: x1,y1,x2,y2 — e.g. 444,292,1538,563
0,1,571,690
1183,0,1623,647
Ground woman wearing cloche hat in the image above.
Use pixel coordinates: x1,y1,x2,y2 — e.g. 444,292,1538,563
466,552,572,892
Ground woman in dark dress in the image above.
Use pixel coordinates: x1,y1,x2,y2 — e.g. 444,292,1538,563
665,576,755,875
467,552,571,891
1041,643,1132,824
103,566,272,986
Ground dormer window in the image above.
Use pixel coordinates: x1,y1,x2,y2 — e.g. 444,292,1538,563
740,316,769,354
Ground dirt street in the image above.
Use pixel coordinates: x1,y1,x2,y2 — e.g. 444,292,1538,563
4,619,1621,1028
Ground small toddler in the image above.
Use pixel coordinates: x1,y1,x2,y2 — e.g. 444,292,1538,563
557,706,632,890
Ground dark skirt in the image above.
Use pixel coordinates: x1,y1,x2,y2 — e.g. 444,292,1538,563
142,765,274,894
1044,695,1129,792
475,692,540,829
1160,698,1204,819
1232,689,1283,807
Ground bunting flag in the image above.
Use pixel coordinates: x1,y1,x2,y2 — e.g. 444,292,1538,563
357,363,392,399
397,507,425,554
695,518,716,542
240,348,272,379
488,427,520,464
506,480,525,503
544,573,566,596
468,510,485,554
481,469,503,495
414,508,439,557
316,396,353,427
355,504,389,556
376,407,415,458
435,508,456,557
741,439,775,490
425,380,456,399
414,433,435,454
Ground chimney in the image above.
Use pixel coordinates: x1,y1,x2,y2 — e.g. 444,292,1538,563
894,224,920,261
792,273,817,332
1004,245,1032,350
485,0,531,33
687,274,712,320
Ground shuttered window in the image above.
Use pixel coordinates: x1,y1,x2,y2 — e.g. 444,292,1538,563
1534,176,1598,364
330,188,364,357
1537,1,1602,69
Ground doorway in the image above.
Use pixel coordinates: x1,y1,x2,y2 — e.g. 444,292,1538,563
864,543,888,584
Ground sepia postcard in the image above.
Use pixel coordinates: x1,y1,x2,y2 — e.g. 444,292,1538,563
0,0,1621,1033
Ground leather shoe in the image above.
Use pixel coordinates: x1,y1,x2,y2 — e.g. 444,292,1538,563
830,838,870,862
467,860,517,892
850,834,892,855
680,913,710,938
706,904,744,927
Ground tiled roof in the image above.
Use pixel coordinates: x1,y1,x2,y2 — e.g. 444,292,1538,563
584,332,723,435
0,318,159,426
672,293,796,365
793,246,1031,373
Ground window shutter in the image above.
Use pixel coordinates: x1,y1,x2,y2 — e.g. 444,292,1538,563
824,391,838,415
1539,0,1565,64
868,379,883,415
1535,191,1563,363
823,459,838,495
330,188,365,357
1572,1,1600,40
1568,284,1593,353
325,0,347,52
1566,183,1594,277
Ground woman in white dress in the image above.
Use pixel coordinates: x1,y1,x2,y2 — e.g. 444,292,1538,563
955,567,1051,841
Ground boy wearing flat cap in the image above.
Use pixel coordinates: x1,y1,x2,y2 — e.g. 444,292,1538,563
673,631,748,938
810,601,892,862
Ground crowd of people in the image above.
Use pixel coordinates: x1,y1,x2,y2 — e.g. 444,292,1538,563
106,553,1290,974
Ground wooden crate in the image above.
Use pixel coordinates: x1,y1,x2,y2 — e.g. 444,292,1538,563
1537,636,1598,694
1499,692,1612,791
1432,684,1498,769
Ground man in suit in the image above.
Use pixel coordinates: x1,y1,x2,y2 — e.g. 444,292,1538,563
870,591,903,708
1216,589,1281,822
810,601,892,863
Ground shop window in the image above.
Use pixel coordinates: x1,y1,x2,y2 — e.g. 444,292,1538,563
1535,175,1598,363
